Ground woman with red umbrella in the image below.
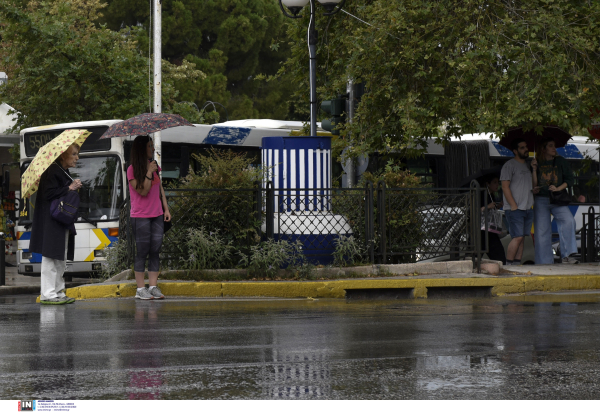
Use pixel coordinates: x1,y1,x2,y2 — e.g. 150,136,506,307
531,137,578,264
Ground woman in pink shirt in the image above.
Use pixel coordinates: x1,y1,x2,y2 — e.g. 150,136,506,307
127,135,172,300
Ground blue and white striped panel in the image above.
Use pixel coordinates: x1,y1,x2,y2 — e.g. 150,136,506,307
262,146,332,212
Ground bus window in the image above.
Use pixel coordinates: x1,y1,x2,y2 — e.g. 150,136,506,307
406,157,437,186
72,156,123,221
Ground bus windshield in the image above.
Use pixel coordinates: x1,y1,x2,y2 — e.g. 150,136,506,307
21,156,123,224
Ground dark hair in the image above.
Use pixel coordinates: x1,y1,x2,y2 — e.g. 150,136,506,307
130,135,151,190
535,137,555,164
510,137,526,152
483,174,499,185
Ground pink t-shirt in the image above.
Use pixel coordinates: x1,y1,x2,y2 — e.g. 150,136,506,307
127,164,163,218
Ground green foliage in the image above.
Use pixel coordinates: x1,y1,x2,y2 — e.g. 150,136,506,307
181,149,263,189
0,1,205,131
100,239,130,279
99,0,300,122
162,149,264,268
361,160,424,188
184,227,235,270
281,0,600,158
332,235,367,267
238,239,310,279
0,1,148,131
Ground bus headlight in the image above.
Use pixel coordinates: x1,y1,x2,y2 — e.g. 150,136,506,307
22,252,32,260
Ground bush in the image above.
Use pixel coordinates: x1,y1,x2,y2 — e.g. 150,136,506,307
184,227,235,270
238,239,312,279
161,149,265,268
101,239,130,279
332,235,367,267
362,160,428,264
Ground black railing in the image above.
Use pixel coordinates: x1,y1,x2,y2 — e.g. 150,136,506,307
118,182,485,271
581,208,600,262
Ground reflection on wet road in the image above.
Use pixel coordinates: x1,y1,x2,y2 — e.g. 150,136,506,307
1,293,600,399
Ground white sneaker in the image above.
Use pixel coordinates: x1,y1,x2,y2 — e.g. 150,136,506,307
562,255,579,264
135,287,154,300
149,286,165,299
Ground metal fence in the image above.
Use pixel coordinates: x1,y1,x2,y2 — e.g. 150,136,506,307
118,182,486,270
581,208,600,262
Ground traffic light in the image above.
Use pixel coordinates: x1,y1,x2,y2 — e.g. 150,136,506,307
321,97,346,135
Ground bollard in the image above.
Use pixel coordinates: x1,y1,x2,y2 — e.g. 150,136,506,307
0,238,5,286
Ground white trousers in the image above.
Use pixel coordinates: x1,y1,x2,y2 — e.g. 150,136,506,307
40,230,69,300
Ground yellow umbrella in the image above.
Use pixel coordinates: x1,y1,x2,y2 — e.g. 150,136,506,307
21,129,92,199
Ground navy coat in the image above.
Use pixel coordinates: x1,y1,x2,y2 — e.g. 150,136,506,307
29,163,76,261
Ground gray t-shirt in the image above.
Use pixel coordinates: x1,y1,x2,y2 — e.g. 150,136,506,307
500,158,534,210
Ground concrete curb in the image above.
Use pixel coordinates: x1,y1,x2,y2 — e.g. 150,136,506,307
0,286,40,296
64,273,600,300
105,260,475,282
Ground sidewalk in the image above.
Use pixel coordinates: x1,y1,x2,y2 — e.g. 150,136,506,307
44,260,600,301
0,255,102,296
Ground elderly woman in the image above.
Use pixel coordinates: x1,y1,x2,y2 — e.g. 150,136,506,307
29,144,83,304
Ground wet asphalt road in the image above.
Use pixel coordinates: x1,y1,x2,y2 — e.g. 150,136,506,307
1,293,600,399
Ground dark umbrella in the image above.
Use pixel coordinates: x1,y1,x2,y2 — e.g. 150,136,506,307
459,165,503,188
99,113,195,139
499,125,571,152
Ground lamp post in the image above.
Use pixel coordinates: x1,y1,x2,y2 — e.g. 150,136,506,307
279,0,346,137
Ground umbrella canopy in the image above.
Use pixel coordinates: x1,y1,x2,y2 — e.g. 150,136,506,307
459,165,503,188
99,113,195,139
499,125,571,151
21,129,92,198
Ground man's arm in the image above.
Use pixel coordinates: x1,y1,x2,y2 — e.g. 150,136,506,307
501,180,518,211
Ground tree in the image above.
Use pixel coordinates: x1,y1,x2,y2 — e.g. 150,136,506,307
280,0,600,157
99,0,299,122
0,1,208,131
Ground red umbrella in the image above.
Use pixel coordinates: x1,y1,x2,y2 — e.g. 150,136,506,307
99,113,195,139
499,125,571,151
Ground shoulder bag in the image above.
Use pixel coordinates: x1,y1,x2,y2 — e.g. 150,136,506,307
50,164,80,226
549,157,571,206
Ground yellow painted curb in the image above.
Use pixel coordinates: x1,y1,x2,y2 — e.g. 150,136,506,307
62,274,600,300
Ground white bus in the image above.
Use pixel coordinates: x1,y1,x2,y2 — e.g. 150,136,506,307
16,119,328,276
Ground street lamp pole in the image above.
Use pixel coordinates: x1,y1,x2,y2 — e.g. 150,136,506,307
279,0,346,137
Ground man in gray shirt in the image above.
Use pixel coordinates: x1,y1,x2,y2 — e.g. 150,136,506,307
500,137,538,265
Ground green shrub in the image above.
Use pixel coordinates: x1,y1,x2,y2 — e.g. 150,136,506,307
332,235,367,267
238,239,312,279
100,239,130,279
362,161,428,264
184,227,235,270
162,149,266,268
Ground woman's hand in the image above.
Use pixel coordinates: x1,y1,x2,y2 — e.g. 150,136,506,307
147,160,158,176
487,202,496,209
69,179,82,191
531,158,538,170
164,209,171,222
548,185,557,192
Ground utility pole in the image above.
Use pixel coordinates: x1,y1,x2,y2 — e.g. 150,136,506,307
345,79,355,187
153,0,162,168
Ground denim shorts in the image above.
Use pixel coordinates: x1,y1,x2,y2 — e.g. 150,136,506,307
504,209,534,238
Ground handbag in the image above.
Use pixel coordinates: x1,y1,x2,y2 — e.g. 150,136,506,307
481,189,503,234
550,189,571,206
50,165,80,226
548,157,571,206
